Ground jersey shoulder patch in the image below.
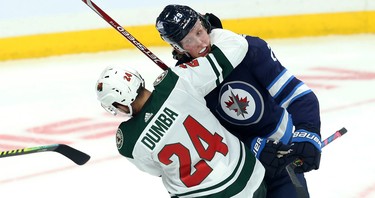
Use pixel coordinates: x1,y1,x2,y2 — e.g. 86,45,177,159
153,70,168,87
116,128,124,150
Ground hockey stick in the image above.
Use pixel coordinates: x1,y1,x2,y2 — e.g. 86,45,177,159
286,127,348,198
0,144,90,165
321,127,348,148
82,0,169,71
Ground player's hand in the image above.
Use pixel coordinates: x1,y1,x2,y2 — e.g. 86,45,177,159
251,137,295,178
290,130,322,173
172,50,192,63
204,13,223,29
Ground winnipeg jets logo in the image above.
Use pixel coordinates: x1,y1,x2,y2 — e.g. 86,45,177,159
225,86,249,118
218,81,264,126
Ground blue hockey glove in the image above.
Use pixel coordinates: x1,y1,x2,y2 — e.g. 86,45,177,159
251,137,295,178
290,130,322,173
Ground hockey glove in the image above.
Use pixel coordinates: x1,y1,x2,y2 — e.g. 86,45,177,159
172,50,192,63
250,137,294,178
290,130,322,173
204,13,223,29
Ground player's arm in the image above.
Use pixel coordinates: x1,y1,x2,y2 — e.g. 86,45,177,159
116,125,163,177
173,29,248,96
284,90,321,173
250,37,321,173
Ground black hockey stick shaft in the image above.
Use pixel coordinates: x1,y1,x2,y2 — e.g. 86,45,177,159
0,144,90,165
286,127,348,198
82,0,169,71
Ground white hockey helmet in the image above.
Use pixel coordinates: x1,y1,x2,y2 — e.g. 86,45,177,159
96,65,145,116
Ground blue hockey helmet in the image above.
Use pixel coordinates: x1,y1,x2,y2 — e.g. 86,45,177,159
155,5,211,51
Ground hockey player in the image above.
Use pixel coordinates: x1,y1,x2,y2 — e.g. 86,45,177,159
155,5,322,198
95,28,267,197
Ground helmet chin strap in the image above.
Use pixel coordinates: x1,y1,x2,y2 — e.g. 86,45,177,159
101,101,134,117
126,104,134,117
171,43,185,54
112,104,134,117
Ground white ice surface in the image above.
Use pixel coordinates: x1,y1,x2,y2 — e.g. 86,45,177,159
0,34,375,198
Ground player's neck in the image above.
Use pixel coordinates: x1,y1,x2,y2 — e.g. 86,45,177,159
133,88,151,114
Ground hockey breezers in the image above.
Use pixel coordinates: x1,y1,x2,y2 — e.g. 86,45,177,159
286,127,348,198
0,144,90,165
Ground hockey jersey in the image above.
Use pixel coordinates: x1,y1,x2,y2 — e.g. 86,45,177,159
203,35,321,146
116,29,265,197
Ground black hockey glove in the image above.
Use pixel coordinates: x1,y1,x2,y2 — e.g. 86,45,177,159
250,137,295,178
172,50,192,63
204,13,223,29
290,130,322,173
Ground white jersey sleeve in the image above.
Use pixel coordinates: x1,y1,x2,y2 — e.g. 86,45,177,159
172,29,248,97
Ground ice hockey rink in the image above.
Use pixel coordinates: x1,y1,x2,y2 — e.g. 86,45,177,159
0,34,375,198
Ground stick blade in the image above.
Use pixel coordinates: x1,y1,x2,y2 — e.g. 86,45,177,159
54,144,90,165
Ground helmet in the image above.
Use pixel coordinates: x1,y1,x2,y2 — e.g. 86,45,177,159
156,5,198,45
96,65,145,116
155,5,211,52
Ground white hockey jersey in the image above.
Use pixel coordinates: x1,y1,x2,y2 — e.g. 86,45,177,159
116,29,265,197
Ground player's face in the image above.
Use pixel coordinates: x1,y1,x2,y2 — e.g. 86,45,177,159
180,20,211,58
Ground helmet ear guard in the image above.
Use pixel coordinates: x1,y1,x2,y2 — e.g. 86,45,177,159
96,66,145,117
